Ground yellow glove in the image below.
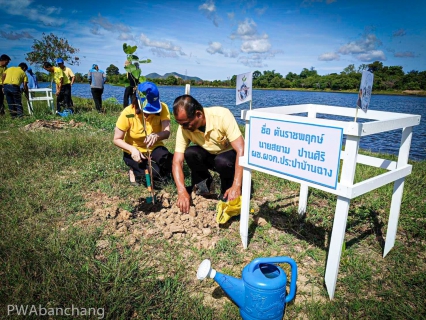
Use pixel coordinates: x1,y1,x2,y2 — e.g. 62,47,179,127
216,196,242,224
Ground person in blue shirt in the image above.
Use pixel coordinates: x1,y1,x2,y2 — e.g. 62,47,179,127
24,67,38,90
88,64,106,113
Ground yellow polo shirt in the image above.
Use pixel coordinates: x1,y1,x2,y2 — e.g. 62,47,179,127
62,67,75,81
116,102,170,153
175,107,242,155
0,66,7,85
3,67,28,86
52,67,70,85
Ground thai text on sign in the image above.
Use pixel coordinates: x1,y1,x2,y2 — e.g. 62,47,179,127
248,116,343,189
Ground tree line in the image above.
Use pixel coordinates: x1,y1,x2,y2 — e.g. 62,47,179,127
27,33,425,92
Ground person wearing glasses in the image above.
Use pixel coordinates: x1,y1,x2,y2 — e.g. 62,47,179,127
172,94,245,214
113,81,173,186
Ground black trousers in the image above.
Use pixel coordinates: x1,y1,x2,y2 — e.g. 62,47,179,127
123,86,136,108
123,146,173,181
0,85,4,114
91,88,103,111
184,146,237,194
57,84,71,111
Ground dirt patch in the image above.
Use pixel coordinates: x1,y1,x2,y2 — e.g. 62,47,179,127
23,119,85,131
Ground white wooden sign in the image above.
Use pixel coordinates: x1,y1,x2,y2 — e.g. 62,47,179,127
248,116,343,189
236,72,253,105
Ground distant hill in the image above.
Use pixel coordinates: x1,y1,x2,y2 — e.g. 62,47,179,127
146,72,202,82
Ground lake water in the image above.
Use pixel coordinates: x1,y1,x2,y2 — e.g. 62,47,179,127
40,83,426,160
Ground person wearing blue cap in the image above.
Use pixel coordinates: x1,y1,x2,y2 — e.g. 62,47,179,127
88,64,106,113
113,81,173,186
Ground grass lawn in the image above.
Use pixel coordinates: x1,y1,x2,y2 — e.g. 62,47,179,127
0,97,425,319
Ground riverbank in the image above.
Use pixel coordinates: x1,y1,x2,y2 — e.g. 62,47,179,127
0,112,425,319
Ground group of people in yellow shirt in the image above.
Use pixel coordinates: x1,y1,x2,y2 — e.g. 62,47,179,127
113,81,245,214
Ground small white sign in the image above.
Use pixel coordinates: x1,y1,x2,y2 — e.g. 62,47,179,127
248,117,343,189
357,70,374,113
236,72,253,105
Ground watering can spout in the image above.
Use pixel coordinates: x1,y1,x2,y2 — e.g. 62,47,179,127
197,259,245,309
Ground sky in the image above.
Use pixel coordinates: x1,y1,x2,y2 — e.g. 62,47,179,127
0,0,425,81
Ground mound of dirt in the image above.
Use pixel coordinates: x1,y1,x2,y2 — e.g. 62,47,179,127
23,119,85,131
72,189,229,252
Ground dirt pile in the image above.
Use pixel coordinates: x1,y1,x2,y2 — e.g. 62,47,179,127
23,119,85,131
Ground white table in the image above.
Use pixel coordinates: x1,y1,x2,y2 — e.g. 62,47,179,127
239,104,421,299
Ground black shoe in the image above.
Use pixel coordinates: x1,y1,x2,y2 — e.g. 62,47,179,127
194,177,213,196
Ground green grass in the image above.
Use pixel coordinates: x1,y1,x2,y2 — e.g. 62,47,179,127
0,97,425,319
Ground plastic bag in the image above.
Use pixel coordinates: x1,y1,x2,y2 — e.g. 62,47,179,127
216,196,242,224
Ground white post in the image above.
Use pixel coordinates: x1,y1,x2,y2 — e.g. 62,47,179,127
298,106,318,216
240,167,252,249
325,135,359,299
383,126,412,257
185,84,190,95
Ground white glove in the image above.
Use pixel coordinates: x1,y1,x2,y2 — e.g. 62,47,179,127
144,133,159,148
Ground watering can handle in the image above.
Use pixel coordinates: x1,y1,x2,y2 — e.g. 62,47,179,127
249,257,298,303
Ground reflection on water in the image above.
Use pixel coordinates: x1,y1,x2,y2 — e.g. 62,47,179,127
39,83,426,160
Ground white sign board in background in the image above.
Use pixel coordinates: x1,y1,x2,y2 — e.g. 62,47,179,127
357,70,374,113
236,72,253,105
248,117,343,189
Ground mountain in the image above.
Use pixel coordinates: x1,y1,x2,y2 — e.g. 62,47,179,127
145,72,202,82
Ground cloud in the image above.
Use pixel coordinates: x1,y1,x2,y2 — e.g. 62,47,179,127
318,52,340,61
255,6,268,15
227,12,234,20
224,50,239,58
118,33,134,41
0,31,33,40
393,29,406,37
199,0,220,27
139,33,185,56
231,18,258,40
241,38,271,53
150,48,180,58
356,50,386,62
238,55,267,68
91,14,130,33
206,42,224,54
0,0,65,26
394,51,415,58
338,34,382,54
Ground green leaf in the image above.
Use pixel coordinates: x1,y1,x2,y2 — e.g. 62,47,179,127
131,69,141,80
131,55,139,61
123,43,137,55
138,76,146,83
124,64,137,73
139,59,152,64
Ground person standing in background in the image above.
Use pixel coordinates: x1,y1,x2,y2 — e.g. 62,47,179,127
42,61,71,113
2,62,28,118
88,64,106,113
123,60,138,108
0,54,11,115
24,67,38,89
57,58,75,107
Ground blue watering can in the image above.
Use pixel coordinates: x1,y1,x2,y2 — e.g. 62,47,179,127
197,257,297,320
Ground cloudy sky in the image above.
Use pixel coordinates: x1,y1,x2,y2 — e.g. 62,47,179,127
0,0,425,80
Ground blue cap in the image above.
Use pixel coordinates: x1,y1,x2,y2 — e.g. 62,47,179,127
92,64,98,69
27,67,32,72
137,82,162,114
56,58,64,64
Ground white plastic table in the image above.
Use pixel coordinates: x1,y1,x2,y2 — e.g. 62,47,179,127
239,104,421,299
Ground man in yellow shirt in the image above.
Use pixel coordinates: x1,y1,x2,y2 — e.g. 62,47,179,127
172,95,245,214
0,54,11,115
2,62,28,118
56,58,75,107
42,61,71,113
